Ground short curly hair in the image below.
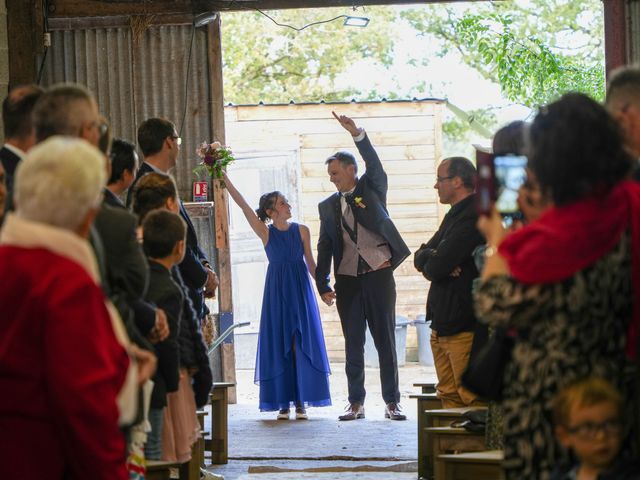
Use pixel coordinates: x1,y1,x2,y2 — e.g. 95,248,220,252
528,93,633,206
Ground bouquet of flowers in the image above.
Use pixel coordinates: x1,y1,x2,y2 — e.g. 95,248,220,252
193,141,235,187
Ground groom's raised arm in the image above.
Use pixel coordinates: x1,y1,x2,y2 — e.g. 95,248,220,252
333,111,387,203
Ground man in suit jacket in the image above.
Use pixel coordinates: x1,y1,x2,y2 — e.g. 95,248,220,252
0,84,43,213
106,139,139,208
127,118,218,323
32,83,158,378
316,112,410,421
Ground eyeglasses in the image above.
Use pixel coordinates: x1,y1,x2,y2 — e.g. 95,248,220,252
436,176,454,183
98,122,109,137
567,419,622,440
171,135,182,146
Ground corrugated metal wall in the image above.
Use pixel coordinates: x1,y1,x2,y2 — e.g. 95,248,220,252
40,24,213,201
39,23,222,379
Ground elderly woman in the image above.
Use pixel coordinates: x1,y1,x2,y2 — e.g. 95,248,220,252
0,137,131,480
475,93,640,480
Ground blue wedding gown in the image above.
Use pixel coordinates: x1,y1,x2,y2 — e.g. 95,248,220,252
254,222,331,411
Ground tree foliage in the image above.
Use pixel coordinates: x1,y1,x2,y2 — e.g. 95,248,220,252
221,7,400,104
401,0,605,108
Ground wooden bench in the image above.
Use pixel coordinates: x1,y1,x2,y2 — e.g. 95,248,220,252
204,382,235,465
414,382,437,394
425,406,487,428
410,393,442,479
146,460,181,480
426,426,486,480
439,450,503,480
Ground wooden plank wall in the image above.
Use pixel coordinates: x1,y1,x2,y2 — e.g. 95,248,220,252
224,101,444,362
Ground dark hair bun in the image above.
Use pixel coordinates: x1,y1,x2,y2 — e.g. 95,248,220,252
256,191,282,223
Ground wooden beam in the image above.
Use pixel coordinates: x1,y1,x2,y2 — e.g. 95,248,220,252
207,14,237,403
6,0,41,88
603,0,628,79
48,0,491,18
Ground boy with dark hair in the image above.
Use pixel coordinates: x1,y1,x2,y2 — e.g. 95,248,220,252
552,377,640,480
142,209,186,460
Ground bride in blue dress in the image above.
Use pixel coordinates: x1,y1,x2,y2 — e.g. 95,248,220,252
223,172,331,419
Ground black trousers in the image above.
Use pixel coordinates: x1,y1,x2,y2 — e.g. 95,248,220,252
335,268,400,405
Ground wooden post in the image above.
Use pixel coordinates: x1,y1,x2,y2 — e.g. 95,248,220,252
207,15,237,404
603,0,628,78
6,0,42,88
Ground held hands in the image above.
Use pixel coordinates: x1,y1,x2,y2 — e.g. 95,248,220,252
204,268,219,299
332,111,361,137
321,290,337,307
149,308,170,344
449,266,462,278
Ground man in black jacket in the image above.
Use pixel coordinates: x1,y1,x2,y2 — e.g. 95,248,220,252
414,157,484,408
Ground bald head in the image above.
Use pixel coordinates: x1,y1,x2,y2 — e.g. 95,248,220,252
33,83,100,147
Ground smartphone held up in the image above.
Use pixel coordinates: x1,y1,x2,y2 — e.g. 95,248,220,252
476,147,528,228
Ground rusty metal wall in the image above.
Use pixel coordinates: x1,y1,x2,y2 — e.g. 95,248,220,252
40,24,213,200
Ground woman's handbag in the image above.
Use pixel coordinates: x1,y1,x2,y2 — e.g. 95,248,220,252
462,327,514,402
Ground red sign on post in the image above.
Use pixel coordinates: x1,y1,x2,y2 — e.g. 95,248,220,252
193,181,209,202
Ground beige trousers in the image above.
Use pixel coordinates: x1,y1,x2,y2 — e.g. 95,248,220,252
430,330,478,408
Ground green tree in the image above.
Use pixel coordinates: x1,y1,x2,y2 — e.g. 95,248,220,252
401,0,605,108
221,7,400,104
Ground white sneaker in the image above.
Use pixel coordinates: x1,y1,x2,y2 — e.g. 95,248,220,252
276,408,290,420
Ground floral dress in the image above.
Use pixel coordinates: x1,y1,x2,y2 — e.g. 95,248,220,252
474,234,637,480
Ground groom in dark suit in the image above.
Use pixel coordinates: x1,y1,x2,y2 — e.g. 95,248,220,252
316,112,410,421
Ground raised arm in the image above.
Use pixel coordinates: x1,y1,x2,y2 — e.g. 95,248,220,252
222,171,269,245
299,224,317,278
333,111,387,201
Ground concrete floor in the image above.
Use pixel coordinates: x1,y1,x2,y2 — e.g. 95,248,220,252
204,363,437,479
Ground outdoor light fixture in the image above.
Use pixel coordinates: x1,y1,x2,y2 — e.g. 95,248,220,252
343,16,370,27
194,12,218,28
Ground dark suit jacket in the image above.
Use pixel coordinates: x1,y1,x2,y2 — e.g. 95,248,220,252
127,162,210,319
101,190,158,340
146,260,182,409
103,188,126,209
315,134,410,295
1,146,21,213
94,203,154,349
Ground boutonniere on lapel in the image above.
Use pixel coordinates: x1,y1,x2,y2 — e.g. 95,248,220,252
354,196,366,209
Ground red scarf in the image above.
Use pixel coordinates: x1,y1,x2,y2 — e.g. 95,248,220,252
498,181,640,358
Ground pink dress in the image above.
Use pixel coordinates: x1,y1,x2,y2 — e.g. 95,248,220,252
161,369,200,462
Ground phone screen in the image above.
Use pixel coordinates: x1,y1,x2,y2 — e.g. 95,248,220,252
494,155,527,216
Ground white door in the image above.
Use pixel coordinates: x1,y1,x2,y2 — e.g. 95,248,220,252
227,150,301,367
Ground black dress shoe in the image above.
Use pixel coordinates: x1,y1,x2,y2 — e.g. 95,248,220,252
338,403,365,421
385,402,407,421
